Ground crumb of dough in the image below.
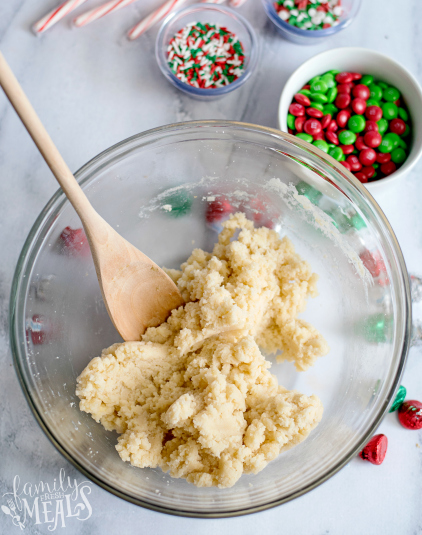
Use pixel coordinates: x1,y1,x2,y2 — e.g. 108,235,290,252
76,213,329,488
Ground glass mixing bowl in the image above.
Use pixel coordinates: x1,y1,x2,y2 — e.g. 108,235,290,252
10,121,411,517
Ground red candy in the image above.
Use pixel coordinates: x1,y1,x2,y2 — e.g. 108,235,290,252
336,109,351,128
341,161,351,171
340,144,354,155
335,72,353,84
359,434,388,465
359,148,377,166
289,103,305,116
361,165,375,179
321,114,331,129
326,130,339,145
307,107,323,118
60,227,90,256
377,152,391,164
380,161,397,176
352,84,370,100
313,131,325,141
355,172,368,183
295,116,305,132
335,93,351,109
356,136,369,151
352,97,367,115
294,92,311,107
304,118,322,136
363,131,382,148
364,120,379,133
346,155,362,172
337,83,352,94
327,119,338,131
398,400,422,430
366,105,383,121
389,118,406,135
350,72,362,81
206,197,233,223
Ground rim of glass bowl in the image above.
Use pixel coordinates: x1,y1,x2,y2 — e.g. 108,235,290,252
155,4,259,98
261,0,362,39
10,120,411,518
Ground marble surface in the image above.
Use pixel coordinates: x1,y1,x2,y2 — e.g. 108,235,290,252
1,0,422,533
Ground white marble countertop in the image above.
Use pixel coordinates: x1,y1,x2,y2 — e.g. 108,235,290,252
1,0,422,533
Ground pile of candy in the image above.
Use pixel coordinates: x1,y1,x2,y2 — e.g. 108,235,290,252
287,71,412,182
359,386,422,465
167,22,245,89
274,0,343,30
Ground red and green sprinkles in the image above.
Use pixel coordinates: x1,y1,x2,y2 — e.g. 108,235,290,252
167,22,246,89
274,0,343,30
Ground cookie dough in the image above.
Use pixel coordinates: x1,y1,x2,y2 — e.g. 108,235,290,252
76,213,329,488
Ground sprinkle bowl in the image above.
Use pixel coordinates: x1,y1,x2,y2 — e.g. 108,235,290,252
155,4,258,100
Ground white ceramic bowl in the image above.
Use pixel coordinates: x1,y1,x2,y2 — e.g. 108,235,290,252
278,47,422,191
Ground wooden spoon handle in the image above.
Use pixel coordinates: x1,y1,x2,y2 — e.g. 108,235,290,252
0,52,99,229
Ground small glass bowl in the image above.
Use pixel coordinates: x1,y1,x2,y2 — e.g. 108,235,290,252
262,0,362,45
155,3,258,100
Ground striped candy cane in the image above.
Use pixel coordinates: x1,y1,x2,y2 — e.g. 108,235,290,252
74,0,138,27
127,0,189,40
229,0,249,7
33,0,88,33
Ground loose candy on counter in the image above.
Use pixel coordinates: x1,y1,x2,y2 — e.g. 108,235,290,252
161,191,193,217
398,400,422,430
359,434,388,465
287,70,412,182
167,22,245,89
273,0,343,30
59,227,90,256
389,385,407,413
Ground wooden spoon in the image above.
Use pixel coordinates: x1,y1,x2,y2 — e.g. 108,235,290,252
0,52,184,341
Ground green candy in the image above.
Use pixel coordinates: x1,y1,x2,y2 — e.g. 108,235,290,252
403,124,411,137
327,143,337,149
310,92,328,103
378,137,394,153
377,118,389,135
310,102,324,111
338,130,357,145
325,207,351,233
368,83,383,101
162,191,193,217
361,74,374,86
373,163,379,169
289,15,297,25
326,86,338,103
366,99,378,107
327,69,340,75
313,139,329,153
287,113,296,130
299,89,311,97
296,132,313,142
348,115,366,133
349,211,367,230
309,75,322,85
398,107,409,121
328,146,344,161
295,181,322,205
383,86,400,102
384,132,401,148
311,80,328,94
363,313,393,343
321,73,336,88
378,81,388,89
323,103,338,115
398,138,408,149
382,102,398,119
389,385,407,412
391,147,407,164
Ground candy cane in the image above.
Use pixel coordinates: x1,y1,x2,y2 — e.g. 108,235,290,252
229,0,249,7
127,0,189,40
74,0,138,27
33,0,88,33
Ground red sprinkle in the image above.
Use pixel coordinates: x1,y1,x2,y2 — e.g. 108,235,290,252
398,400,422,430
359,434,388,465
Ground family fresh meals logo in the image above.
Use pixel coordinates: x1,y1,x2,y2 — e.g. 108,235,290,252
1,468,93,531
